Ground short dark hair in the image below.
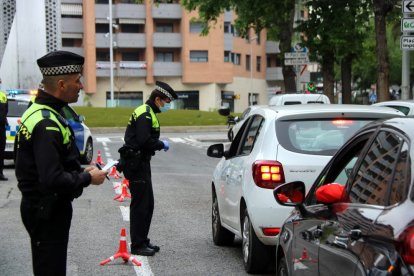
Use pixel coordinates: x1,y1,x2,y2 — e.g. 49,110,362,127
149,89,168,102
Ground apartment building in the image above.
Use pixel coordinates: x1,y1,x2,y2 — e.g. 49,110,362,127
1,0,309,112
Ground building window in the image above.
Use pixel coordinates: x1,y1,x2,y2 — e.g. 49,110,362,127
156,52,173,62
122,52,139,61
62,38,82,47
246,54,251,71
233,53,241,65
224,22,231,33
190,22,205,33
156,23,173,33
121,24,143,33
106,91,143,108
256,56,261,72
96,50,110,61
190,51,208,62
96,23,109,33
224,51,232,63
174,91,200,110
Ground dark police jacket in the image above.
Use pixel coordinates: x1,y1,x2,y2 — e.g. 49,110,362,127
15,91,91,200
123,99,164,158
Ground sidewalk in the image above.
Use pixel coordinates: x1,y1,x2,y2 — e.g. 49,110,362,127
91,125,228,134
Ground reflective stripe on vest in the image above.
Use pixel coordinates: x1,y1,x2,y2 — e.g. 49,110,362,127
19,103,71,144
0,91,7,103
132,104,159,129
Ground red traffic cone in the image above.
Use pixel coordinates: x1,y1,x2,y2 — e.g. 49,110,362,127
122,178,129,187
108,166,123,179
299,247,309,261
114,183,131,202
113,178,128,189
100,228,141,266
95,150,105,166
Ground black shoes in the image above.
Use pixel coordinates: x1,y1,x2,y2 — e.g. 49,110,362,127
147,242,160,252
131,245,156,256
0,174,7,181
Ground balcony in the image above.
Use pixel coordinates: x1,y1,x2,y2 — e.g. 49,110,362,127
153,62,182,76
266,67,283,81
266,41,280,54
152,4,182,19
95,3,145,20
96,61,147,77
61,47,83,56
61,18,83,33
96,33,110,48
224,33,233,51
116,33,146,48
153,33,182,48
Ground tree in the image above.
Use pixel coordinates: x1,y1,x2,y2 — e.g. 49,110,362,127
181,0,297,91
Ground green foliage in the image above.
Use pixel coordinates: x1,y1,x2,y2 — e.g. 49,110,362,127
73,107,233,127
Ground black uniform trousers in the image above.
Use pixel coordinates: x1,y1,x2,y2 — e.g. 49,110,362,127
125,159,154,250
20,196,73,276
0,124,5,174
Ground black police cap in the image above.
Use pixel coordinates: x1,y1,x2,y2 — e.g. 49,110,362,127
155,81,177,101
37,50,84,76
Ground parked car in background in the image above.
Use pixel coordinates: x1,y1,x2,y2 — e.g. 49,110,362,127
269,93,330,106
6,94,93,164
373,100,414,115
274,116,414,276
206,104,403,273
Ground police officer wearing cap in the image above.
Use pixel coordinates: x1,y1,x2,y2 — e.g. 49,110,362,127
119,80,177,256
0,78,8,181
15,51,108,276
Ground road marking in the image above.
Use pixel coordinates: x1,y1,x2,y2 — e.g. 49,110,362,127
96,137,111,142
133,256,153,276
169,137,185,143
119,206,129,221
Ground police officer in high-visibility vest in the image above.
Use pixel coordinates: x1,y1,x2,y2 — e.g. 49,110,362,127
0,78,7,181
15,51,108,276
119,81,177,256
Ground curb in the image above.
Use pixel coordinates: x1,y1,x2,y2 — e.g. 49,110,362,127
90,125,229,134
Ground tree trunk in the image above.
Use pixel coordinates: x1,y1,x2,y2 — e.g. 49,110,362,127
341,54,353,104
279,4,297,91
373,0,391,102
322,51,335,103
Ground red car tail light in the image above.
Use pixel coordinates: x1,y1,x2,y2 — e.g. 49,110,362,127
399,227,414,265
252,160,285,189
262,227,280,236
332,119,354,126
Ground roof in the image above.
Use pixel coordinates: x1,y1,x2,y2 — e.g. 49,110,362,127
253,104,405,119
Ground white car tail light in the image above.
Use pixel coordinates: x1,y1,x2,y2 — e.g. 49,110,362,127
252,160,285,189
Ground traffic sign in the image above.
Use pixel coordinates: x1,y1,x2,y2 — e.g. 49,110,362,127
402,18,414,32
403,1,414,13
401,36,414,50
284,57,309,66
284,52,308,59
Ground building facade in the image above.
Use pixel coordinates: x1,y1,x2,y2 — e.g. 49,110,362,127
1,0,310,112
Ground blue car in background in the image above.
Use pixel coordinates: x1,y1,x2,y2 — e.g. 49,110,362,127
6,93,93,164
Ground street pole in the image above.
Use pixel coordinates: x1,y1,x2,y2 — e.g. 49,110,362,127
402,6,411,100
109,0,114,107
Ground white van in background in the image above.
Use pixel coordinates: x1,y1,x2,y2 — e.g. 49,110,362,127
269,93,330,106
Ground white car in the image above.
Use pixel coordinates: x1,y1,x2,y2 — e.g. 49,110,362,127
206,104,404,273
6,94,93,164
373,99,414,115
268,92,330,106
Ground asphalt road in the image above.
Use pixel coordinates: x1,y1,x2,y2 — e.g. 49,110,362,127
0,131,272,276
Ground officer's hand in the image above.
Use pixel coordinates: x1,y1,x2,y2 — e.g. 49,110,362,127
162,140,170,152
88,167,107,185
84,165,95,173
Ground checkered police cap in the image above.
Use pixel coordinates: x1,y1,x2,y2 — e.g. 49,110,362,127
37,51,84,76
155,81,177,101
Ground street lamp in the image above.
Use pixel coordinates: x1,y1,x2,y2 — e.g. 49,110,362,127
108,0,114,107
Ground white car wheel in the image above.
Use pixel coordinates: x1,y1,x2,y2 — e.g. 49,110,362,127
212,190,234,245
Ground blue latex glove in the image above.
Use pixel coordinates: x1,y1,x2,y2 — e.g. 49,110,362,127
162,140,170,152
